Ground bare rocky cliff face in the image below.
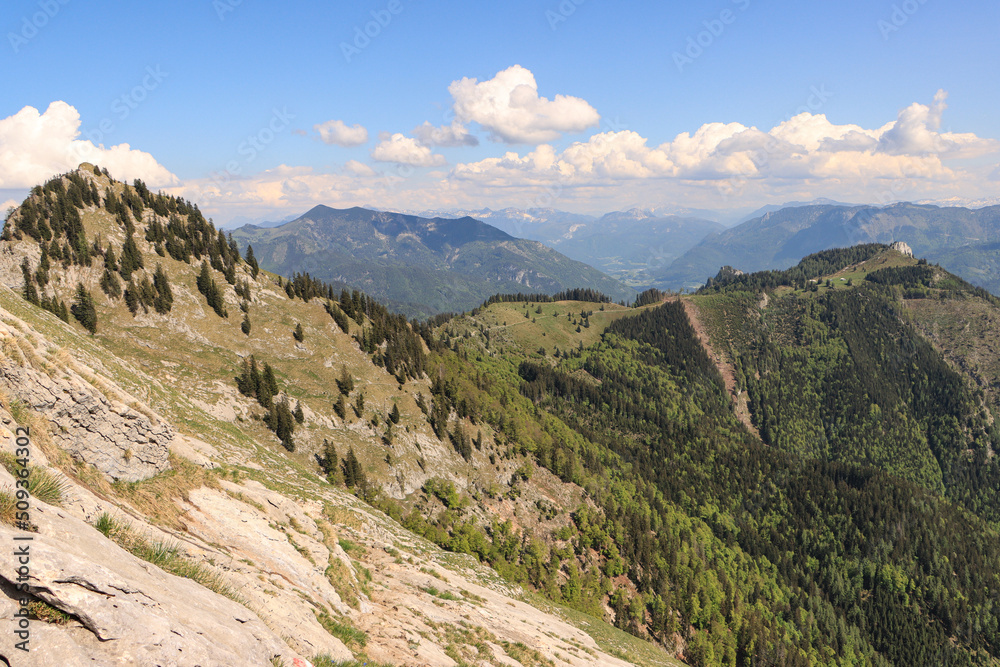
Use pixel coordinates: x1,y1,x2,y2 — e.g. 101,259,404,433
0,353,172,482
0,299,641,666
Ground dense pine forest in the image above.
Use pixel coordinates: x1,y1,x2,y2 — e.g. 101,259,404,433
393,249,1000,665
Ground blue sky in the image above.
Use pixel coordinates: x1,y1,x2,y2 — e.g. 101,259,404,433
2,0,998,224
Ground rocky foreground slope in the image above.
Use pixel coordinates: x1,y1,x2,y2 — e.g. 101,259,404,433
0,295,641,666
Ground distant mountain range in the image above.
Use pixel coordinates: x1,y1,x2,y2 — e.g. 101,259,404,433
397,206,725,287
656,202,1000,293
231,206,636,317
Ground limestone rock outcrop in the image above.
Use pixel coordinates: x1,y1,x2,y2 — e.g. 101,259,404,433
0,360,171,482
890,240,914,257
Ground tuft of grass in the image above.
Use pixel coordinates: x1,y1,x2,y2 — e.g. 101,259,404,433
420,584,460,601
27,599,72,625
501,640,556,667
324,557,359,609
459,589,487,604
324,504,362,529
0,490,17,526
6,399,29,424
94,510,116,535
29,467,71,505
313,659,394,667
315,610,367,650
0,452,70,506
92,512,242,604
109,453,219,530
337,538,363,556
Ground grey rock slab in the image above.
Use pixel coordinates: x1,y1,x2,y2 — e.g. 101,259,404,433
0,362,171,482
0,502,307,666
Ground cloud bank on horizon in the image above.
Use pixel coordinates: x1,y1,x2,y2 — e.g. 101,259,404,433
0,101,177,189
2,66,997,223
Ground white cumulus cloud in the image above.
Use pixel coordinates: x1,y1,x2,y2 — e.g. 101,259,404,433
314,119,369,147
344,159,376,177
445,91,1000,210
448,65,600,144
452,91,999,187
0,101,177,188
371,133,447,167
412,120,479,147
165,91,1000,226
877,90,996,158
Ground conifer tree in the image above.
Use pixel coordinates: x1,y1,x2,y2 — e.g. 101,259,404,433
100,265,122,298
152,264,173,314
336,365,354,395
197,261,212,294
272,397,295,452
241,311,252,335
70,282,97,334
138,275,156,310
318,439,338,480
236,355,260,398
119,233,143,279
342,447,363,489
293,400,304,424
261,363,278,405
123,280,139,315
293,322,305,342
104,245,118,272
20,259,39,305
333,394,347,420
245,244,259,279
35,247,50,286
196,261,227,317
389,402,400,424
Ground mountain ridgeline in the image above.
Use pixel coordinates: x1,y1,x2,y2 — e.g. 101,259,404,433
657,202,1000,293
2,166,1000,665
415,206,726,287
230,205,637,317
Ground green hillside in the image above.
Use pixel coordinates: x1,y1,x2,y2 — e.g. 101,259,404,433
230,205,636,317
4,167,1000,665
